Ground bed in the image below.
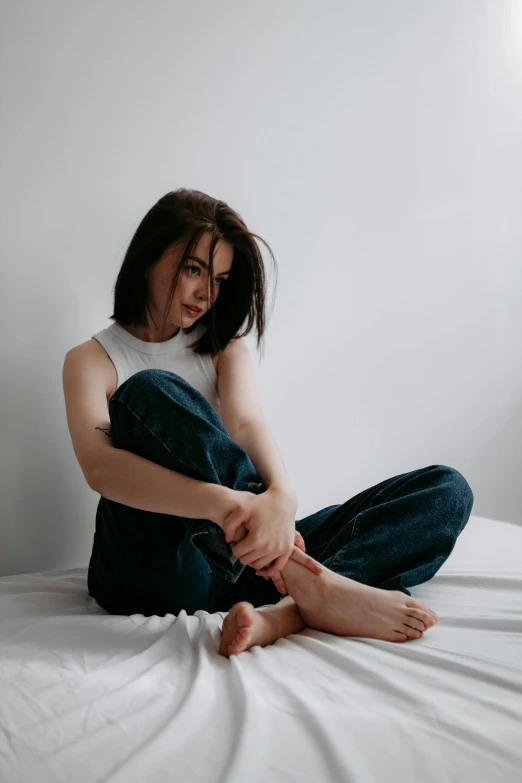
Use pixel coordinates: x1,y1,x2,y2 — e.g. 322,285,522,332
1,514,521,783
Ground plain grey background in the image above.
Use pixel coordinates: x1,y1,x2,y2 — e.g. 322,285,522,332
1,0,521,578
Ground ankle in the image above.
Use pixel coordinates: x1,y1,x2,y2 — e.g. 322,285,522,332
281,557,329,605
259,596,305,637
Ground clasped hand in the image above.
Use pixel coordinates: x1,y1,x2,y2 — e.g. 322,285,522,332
222,487,323,592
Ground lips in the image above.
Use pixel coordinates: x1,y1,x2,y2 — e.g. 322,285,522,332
184,305,202,313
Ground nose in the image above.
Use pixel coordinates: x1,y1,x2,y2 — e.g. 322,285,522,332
195,284,215,305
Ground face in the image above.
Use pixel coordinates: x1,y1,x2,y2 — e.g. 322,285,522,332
148,232,234,332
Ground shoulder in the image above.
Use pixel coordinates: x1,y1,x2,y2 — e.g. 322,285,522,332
215,336,254,380
64,339,117,400
216,334,246,364
212,334,244,375
66,337,111,361
215,336,263,431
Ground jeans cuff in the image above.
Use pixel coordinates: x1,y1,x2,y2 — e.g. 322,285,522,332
188,481,265,583
189,522,247,583
247,481,265,495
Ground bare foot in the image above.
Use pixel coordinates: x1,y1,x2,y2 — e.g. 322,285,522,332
285,562,438,643
218,601,283,657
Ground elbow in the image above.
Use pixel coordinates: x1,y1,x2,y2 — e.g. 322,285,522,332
87,468,101,494
230,417,264,439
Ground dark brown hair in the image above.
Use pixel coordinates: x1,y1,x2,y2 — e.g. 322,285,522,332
110,188,277,361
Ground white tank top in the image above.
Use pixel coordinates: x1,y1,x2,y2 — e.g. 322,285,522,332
91,321,220,416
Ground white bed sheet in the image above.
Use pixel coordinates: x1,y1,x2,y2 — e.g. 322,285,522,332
1,514,521,783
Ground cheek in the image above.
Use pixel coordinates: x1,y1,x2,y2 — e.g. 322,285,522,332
175,275,191,296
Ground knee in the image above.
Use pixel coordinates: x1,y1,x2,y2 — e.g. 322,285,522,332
124,368,181,389
113,368,183,401
108,369,186,447
432,464,474,528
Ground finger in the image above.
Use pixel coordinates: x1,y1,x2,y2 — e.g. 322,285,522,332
290,546,323,575
229,524,249,545
272,573,288,594
223,510,247,543
236,547,274,568
257,540,306,576
230,536,263,560
274,552,291,572
250,555,277,571
262,552,291,580
236,549,266,567
255,565,275,577
269,570,285,591
294,535,306,553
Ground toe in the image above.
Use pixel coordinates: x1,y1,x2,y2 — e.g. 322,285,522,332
404,615,425,633
237,602,255,622
407,600,438,625
229,634,246,653
419,601,438,621
402,624,424,640
423,607,438,623
406,607,435,629
220,602,256,657
229,630,251,655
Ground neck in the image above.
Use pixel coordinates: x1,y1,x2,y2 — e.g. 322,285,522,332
121,322,181,343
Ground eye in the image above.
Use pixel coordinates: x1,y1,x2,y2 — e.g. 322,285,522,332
185,265,200,276
186,265,226,286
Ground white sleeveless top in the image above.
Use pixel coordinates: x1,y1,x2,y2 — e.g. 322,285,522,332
92,321,220,416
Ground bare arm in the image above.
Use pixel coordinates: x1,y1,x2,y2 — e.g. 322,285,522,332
217,337,296,499
90,444,239,527
63,343,242,530
232,420,297,499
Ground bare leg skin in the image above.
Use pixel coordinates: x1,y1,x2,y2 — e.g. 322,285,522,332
219,595,305,657
219,550,438,656
219,523,306,657
281,558,438,643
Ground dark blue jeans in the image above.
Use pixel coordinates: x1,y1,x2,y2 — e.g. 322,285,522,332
87,369,474,617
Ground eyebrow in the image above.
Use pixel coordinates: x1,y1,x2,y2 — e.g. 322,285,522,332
187,256,231,276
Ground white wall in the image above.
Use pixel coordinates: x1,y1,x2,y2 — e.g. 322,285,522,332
1,0,521,577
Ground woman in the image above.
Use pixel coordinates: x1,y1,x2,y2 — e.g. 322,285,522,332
62,188,474,657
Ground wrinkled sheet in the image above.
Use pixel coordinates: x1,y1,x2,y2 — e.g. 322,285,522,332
1,514,521,783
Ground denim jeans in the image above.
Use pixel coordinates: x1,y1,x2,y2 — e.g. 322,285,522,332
87,369,474,617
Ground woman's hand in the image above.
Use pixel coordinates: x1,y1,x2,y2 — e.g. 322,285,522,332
256,530,309,594
222,487,322,581
255,530,305,576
